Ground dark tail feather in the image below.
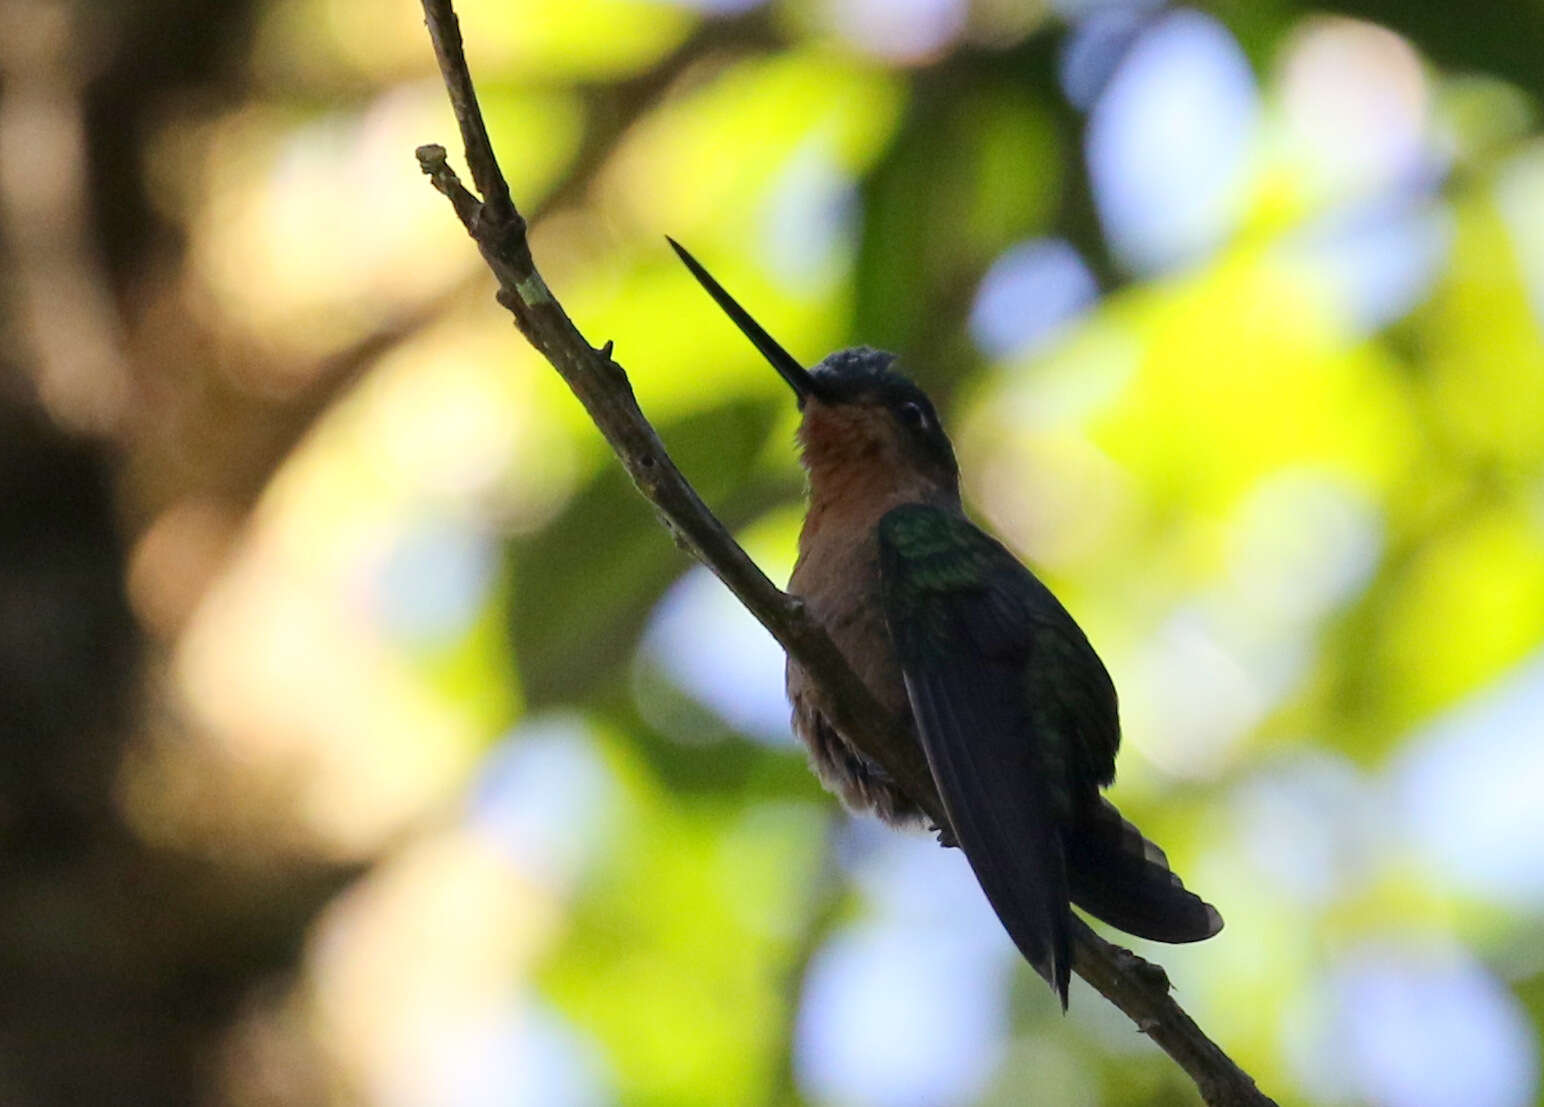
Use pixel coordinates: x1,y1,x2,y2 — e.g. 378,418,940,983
1065,798,1223,943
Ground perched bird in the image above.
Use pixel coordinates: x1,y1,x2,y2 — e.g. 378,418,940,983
669,239,1222,1007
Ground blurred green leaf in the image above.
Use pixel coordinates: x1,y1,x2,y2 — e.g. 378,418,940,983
857,71,1063,363
507,398,788,706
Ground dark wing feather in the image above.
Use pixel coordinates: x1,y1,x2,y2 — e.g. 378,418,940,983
902,633,1072,1003
878,505,1093,1003
877,505,1221,1002
1064,797,1223,943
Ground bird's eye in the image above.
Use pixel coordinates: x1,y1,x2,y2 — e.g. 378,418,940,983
898,402,928,430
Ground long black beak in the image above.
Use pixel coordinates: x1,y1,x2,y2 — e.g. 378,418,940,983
667,237,820,404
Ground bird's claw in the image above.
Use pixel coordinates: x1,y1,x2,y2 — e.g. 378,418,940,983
931,822,959,849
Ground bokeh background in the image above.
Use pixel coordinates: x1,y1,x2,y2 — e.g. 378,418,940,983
3,0,1544,1104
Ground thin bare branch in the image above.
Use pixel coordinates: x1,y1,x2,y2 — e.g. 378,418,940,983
418,0,510,220
414,3,1277,1103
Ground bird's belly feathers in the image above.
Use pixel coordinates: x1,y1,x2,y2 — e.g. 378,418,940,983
785,531,924,824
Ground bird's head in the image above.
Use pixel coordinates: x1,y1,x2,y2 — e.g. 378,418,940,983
670,239,959,505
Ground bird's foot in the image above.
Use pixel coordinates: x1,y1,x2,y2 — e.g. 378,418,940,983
931,822,959,849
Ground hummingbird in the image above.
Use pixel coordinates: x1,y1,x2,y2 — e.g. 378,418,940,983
668,240,1222,1006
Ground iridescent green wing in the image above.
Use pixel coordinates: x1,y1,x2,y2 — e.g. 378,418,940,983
878,503,1120,1004
877,503,1120,791
879,504,1222,968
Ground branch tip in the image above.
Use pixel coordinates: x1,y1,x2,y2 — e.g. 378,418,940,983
415,143,448,172
416,143,481,229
